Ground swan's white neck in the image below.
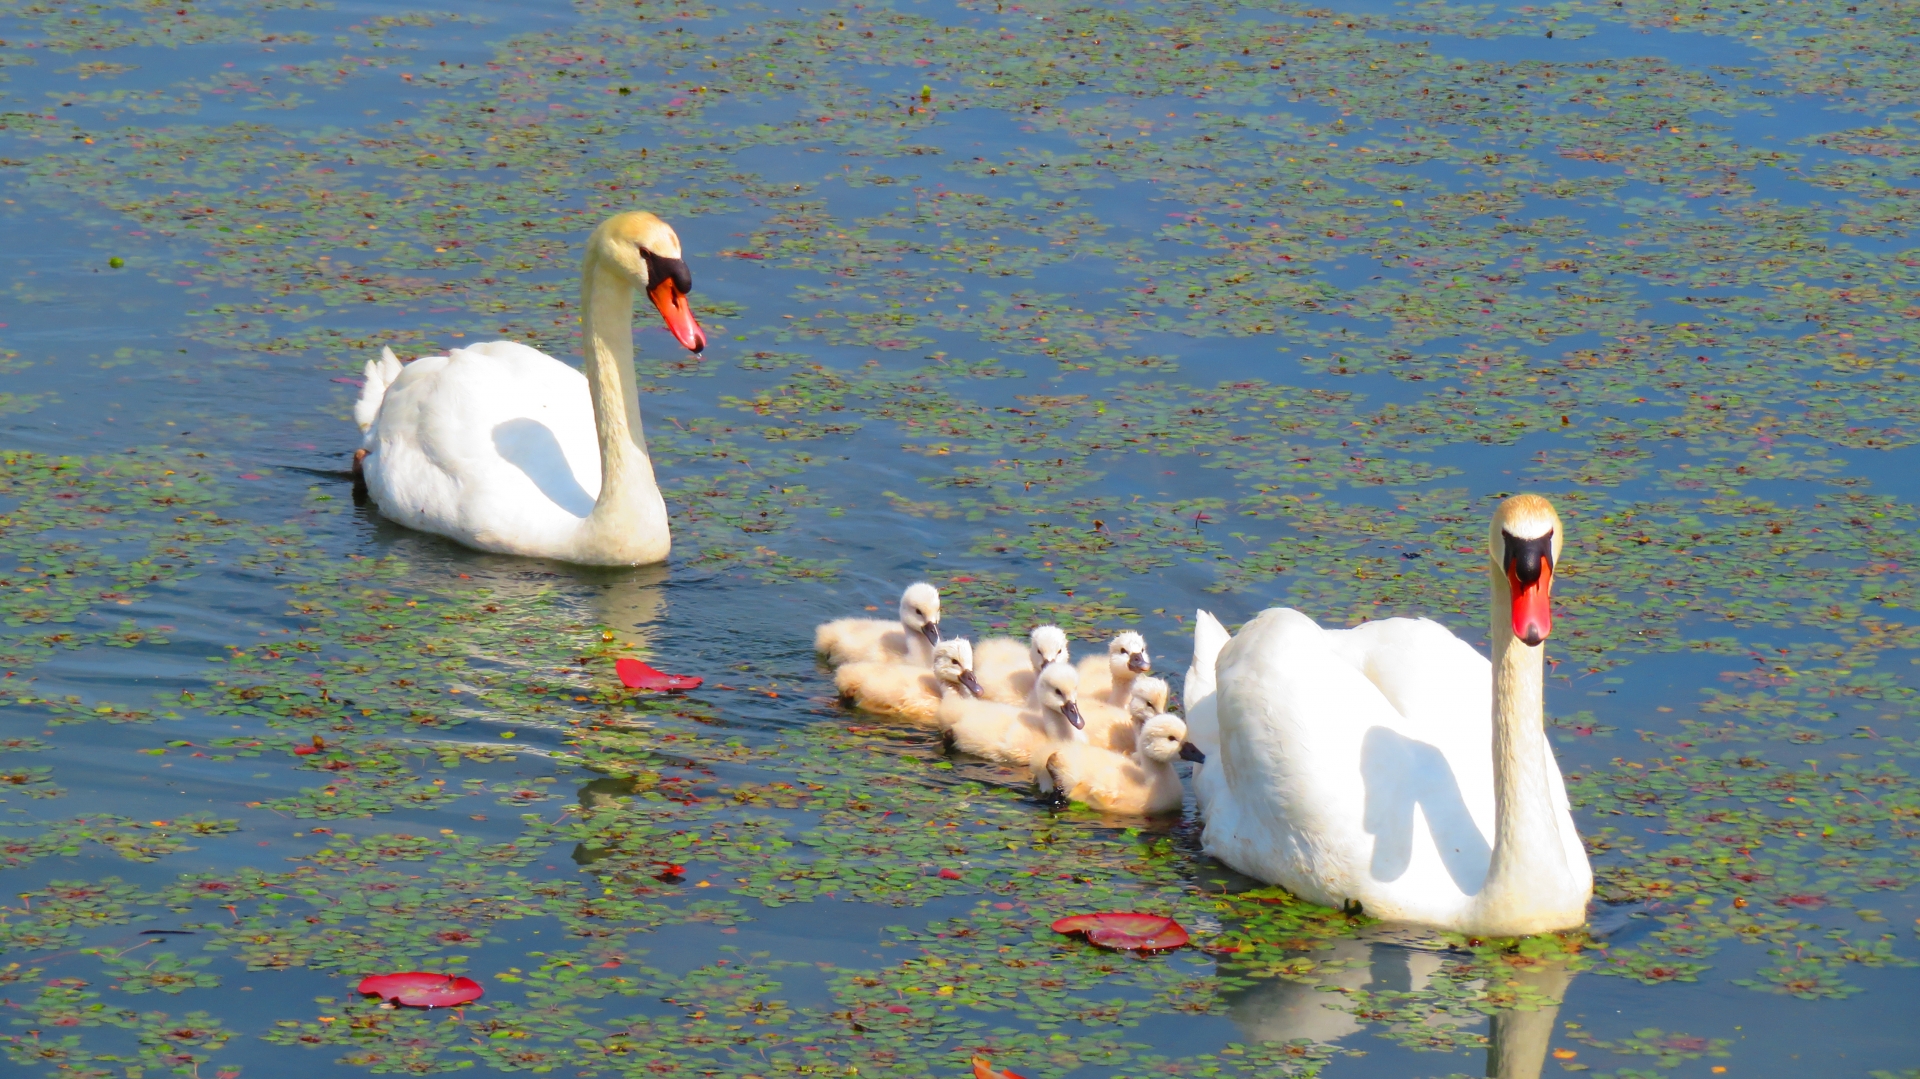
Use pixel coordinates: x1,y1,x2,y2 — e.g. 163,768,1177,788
574,253,670,564
1476,570,1578,932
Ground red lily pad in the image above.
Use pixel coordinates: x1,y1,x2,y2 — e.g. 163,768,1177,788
1051,912,1189,952
356,972,483,1008
615,658,702,691
973,1056,1028,1079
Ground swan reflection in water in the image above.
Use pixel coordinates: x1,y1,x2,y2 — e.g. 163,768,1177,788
1222,933,1577,1079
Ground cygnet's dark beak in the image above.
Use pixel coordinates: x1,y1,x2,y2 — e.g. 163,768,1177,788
920,621,941,648
1178,742,1207,764
1127,652,1150,673
1060,700,1084,730
959,671,985,698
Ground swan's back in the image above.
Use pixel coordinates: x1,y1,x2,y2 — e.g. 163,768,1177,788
362,342,602,553
1323,617,1489,731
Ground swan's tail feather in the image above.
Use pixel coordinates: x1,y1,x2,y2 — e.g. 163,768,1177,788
1182,611,1230,782
353,346,404,433
1185,609,1229,708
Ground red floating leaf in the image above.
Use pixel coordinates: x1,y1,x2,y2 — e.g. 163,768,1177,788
885,1004,911,1014
615,658,702,692
1051,912,1190,952
973,1056,1028,1079
292,735,326,756
356,972,483,1008
937,868,963,880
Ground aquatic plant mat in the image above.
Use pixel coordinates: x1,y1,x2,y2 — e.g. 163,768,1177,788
1,0,1917,1074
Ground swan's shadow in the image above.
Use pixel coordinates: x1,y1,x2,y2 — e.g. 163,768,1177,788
1360,726,1492,894
492,417,594,517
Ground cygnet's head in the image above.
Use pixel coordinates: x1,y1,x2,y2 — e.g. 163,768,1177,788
1028,625,1069,672
898,582,941,648
1034,661,1083,729
931,638,983,698
1138,713,1206,765
1107,630,1150,675
1127,675,1170,723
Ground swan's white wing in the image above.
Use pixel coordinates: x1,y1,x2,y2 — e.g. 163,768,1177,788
1323,617,1490,729
1207,608,1504,921
363,342,601,555
1324,616,1495,841
1207,608,1405,906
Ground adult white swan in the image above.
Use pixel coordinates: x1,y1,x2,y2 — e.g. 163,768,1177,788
352,212,705,565
1188,494,1591,935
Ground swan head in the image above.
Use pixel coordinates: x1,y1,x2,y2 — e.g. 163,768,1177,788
1028,625,1069,672
1035,661,1083,729
1106,630,1150,675
1138,713,1201,765
590,211,706,354
931,638,983,698
1127,674,1170,723
898,582,941,648
1490,494,1562,648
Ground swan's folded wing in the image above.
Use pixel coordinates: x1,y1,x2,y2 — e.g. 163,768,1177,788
1323,617,1490,731
1209,608,1406,899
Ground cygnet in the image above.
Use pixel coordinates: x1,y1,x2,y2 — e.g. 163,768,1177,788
1077,631,1150,707
943,660,1084,767
974,624,1069,705
835,639,980,727
815,582,940,668
1087,674,1172,754
1034,713,1204,816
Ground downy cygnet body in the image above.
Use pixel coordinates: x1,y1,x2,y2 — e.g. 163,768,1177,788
944,661,1085,767
1035,713,1204,816
1091,674,1172,754
835,639,980,728
975,624,1069,705
816,582,941,668
1077,631,1150,707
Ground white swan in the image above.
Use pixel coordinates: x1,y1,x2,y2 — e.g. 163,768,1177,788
1192,494,1591,936
353,212,704,565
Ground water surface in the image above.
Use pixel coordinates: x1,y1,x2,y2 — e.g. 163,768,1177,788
1,0,1917,1075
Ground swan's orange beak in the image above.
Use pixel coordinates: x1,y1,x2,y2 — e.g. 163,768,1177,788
648,278,706,354
1504,534,1554,647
